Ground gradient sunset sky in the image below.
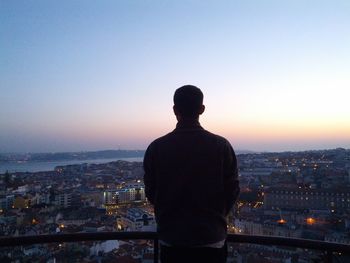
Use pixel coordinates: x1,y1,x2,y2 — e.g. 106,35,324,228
1,0,349,153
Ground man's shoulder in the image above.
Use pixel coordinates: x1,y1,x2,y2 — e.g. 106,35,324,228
147,132,174,147
148,129,232,154
204,130,231,144
205,130,228,142
150,129,231,147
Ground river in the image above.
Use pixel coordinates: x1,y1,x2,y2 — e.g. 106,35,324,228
0,157,143,173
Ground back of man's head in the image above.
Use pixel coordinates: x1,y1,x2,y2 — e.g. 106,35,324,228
173,85,204,118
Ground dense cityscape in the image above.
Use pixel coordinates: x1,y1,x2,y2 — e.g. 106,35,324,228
2,0,350,262
0,148,349,262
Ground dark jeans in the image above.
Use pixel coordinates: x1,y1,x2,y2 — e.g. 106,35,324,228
160,242,227,263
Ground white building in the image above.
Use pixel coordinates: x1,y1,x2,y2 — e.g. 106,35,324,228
103,183,146,206
121,208,156,231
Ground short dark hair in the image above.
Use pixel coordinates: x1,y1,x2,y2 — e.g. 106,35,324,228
173,85,203,117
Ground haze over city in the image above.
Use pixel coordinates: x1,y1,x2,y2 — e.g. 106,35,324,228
1,1,349,153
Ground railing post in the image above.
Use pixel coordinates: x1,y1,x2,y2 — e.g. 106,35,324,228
326,250,333,263
154,238,159,263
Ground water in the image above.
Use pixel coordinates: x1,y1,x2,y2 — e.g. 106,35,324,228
0,157,143,173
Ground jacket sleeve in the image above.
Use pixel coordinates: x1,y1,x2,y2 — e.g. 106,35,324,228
143,143,156,205
223,141,240,215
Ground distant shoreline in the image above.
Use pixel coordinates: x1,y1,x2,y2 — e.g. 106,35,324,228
1,147,348,174
0,157,143,174
0,149,145,162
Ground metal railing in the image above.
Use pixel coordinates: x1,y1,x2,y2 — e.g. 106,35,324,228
0,232,349,263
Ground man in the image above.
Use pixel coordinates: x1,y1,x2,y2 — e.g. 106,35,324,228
143,85,240,263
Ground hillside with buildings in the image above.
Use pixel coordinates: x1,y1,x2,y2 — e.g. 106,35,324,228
0,148,349,262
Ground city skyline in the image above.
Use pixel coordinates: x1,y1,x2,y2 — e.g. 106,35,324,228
1,1,350,153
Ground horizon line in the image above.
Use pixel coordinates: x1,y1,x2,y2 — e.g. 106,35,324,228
1,147,349,155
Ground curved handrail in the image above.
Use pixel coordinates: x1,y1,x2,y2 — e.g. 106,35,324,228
226,234,350,253
0,231,157,247
0,232,349,254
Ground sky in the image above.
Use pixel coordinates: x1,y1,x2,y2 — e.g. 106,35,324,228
1,0,349,153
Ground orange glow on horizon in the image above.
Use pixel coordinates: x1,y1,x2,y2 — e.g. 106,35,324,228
34,111,349,151
207,118,350,142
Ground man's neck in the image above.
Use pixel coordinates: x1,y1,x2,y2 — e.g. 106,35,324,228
176,118,201,129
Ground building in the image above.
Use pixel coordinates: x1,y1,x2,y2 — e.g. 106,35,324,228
264,187,350,211
121,208,155,231
54,191,81,208
103,183,146,206
234,218,302,238
117,185,145,203
0,194,14,210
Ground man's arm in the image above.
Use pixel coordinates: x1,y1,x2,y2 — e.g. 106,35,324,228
143,144,156,205
223,141,240,215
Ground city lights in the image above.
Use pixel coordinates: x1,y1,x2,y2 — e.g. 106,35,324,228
277,219,287,224
0,0,349,262
306,217,316,225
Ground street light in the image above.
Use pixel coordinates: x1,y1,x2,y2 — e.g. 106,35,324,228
306,217,316,225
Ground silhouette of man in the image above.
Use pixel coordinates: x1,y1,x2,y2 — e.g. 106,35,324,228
144,85,240,263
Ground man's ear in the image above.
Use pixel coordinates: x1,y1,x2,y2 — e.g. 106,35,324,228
199,105,205,115
173,105,178,115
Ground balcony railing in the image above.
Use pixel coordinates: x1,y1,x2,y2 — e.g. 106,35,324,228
0,232,349,263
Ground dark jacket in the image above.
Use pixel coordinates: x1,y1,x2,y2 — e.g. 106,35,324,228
143,121,240,246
